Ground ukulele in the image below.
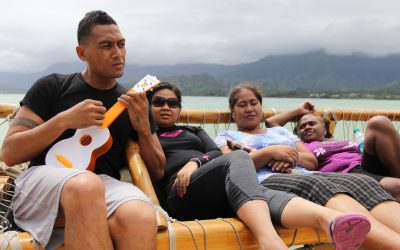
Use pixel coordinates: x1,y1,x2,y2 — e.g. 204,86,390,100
226,138,253,153
45,74,160,171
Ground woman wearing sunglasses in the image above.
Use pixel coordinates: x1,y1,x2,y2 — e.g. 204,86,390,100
214,82,400,249
147,82,372,250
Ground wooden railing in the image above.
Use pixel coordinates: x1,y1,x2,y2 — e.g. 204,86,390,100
1,103,400,249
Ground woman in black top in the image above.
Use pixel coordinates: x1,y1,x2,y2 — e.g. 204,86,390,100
148,82,371,250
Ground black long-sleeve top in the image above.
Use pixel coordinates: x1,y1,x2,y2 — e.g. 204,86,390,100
155,125,222,198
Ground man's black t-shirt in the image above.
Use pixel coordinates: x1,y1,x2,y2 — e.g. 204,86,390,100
21,73,156,179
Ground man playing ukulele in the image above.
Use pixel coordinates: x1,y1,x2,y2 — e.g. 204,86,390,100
1,10,165,250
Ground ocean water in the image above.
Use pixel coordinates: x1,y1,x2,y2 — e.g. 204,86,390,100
1,94,400,142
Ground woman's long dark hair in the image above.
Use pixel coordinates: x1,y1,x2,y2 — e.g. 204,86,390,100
146,82,182,108
228,82,263,109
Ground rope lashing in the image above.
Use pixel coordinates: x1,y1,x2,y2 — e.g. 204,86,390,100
218,218,243,250
194,219,207,250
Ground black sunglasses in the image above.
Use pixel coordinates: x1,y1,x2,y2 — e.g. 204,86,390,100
151,96,181,109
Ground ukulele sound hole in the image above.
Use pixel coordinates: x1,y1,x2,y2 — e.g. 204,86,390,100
80,135,92,146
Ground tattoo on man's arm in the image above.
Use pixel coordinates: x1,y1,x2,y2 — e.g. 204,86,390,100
11,117,39,129
136,116,141,124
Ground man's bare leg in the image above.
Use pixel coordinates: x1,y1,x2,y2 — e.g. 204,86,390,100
379,177,400,200
58,173,113,250
108,200,157,250
365,115,400,177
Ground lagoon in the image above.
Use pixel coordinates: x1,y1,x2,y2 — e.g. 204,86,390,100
1,94,400,142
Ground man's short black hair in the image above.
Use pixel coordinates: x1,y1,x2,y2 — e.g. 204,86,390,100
77,10,117,44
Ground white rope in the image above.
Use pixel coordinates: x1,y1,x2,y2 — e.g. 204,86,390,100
287,229,298,247
0,162,27,179
200,109,206,130
218,218,243,250
168,219,176,250
173,220,200,250
155,205,177,250
322,107,338,122
213,109,221,138
195,219,207,250
155,205,205,250
0,231,22,250
0,106,20,127
0,215,12,233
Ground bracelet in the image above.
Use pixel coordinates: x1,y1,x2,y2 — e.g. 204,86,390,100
190,158,202,168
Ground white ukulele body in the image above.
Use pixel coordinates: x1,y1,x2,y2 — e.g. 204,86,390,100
45,126,112,171
45,74,160,171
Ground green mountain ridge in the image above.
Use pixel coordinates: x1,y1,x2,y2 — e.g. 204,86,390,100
1,51,400,98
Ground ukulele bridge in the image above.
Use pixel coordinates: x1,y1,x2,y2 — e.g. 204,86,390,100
56,155,73,168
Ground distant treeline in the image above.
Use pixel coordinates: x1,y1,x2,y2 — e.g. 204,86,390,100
2,72,400,100
119,73,400,99
2,51,400,99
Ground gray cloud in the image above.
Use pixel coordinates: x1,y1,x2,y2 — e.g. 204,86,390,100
1,0,400,72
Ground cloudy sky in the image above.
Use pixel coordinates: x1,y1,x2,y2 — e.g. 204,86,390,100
1,0,400,73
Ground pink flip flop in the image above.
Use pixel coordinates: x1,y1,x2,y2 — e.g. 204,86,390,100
329,214,371,250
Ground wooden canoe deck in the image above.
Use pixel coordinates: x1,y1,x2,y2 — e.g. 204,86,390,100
3,104,400,249
0,141,331,250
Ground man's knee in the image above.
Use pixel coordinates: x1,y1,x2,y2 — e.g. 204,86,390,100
380,178,400,198
61,173,104,203
109,200,157,232
367,115,392,131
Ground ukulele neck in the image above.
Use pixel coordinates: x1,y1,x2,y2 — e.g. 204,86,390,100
101,101,126,128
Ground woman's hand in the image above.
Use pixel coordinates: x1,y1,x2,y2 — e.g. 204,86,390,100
173,161,199,197
268,145,299,166
250,144,299,170
268,160,293,173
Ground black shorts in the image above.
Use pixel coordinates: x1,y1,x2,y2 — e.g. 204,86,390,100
361,152,391,177
349,165,385,182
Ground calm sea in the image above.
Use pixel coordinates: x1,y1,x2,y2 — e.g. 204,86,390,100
1,93,399,142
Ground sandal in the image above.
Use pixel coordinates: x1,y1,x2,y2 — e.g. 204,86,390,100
329,214,371,250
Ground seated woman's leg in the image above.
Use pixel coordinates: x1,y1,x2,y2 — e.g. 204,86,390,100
167,150,287,249
237,199,287,250
280,196,370,249
264,172,400,249
289,172,400,249
379,177,400,200
315,172,394,211
364,115,400,177
325,194,400,250
227,160,370,250
369,200,400,233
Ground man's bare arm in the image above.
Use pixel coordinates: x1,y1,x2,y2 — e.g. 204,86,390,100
11,117,39,129
2,100,106,166
265,102,315,127
1,106,66,165
119,91,166,182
